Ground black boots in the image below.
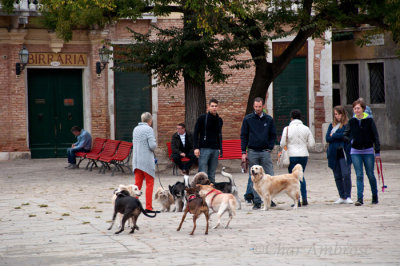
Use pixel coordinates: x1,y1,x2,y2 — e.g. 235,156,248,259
372,195,379,204
355,195,378,206
302,198,308,206
355,199,364,206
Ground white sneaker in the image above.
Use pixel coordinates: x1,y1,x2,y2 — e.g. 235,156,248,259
334,198,346,204
344,198,354,204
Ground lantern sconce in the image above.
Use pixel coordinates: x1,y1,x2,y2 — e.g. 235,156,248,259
96,45,109,77
16,45,29,77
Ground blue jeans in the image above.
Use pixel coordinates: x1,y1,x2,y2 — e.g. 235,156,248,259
333,157,352,199
351,154,378,201
198,148,219,183
67,147,88,164
245,150,274,205
288,157,308,200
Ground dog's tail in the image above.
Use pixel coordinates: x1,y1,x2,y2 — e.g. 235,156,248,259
292,164,304,182
221,167,233,185
183,175,190,187
139,202,160,218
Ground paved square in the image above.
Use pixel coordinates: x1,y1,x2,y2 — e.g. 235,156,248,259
0,154,399,265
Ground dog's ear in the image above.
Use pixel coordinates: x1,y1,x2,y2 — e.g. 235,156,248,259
196,184,202,188
154,191,159,200
117,190,129,197
204,179,211,185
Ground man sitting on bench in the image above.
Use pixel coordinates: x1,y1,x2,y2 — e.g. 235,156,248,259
171,123,197,175
65,126,92,169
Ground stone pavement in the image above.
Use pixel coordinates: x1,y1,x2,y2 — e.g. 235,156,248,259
0,151,399,265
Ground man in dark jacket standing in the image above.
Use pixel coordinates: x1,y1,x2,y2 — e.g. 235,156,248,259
171,123,197,175
193,98,223,183
241,97,276,209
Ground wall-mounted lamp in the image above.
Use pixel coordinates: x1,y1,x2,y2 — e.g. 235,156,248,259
16,45,29,77
96,45,109,77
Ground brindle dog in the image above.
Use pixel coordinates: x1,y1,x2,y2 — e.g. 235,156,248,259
177,187,209,235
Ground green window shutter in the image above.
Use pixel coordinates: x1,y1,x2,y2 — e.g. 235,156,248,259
114,71,151,142
273,57,308,144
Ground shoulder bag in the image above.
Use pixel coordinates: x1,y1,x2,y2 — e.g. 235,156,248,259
277,127,290,168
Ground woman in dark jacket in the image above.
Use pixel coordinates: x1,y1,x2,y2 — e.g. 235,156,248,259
344,99,380,206
326,106,352,204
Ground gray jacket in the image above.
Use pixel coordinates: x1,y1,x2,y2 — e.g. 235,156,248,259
132,122,157,177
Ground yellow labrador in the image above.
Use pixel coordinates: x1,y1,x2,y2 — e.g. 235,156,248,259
251,164,303,210
196,184,236,229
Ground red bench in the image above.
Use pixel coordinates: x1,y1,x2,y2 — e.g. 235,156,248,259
166,139,242,175
86,140,121,171
98,141,133,176
76,138,107,169
220,139,242,160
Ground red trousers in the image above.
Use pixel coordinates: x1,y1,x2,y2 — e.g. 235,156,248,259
134,169,154,210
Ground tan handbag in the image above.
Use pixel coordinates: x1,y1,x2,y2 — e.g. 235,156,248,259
277,127,290,168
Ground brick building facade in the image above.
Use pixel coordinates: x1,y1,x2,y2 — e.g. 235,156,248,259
0,6,332,160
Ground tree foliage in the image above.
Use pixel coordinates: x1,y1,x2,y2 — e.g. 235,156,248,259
113,22,248,88
184,0,400,113
8,0,399,118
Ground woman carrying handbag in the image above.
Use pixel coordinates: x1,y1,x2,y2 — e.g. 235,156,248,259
280,110,315,206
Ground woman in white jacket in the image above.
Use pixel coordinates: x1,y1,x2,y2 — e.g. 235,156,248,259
280,110,315,206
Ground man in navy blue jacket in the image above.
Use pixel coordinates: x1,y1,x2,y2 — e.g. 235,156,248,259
241,97,276,209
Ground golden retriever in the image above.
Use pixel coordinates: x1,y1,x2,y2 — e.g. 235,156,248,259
251,164,303,210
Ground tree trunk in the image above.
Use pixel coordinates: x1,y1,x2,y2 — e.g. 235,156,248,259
245,28,316,115
245,60,273,114
184,75,207,133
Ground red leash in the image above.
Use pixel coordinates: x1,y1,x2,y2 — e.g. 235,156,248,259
375,157,387,192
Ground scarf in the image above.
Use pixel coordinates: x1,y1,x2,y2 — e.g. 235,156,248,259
331,123,341,134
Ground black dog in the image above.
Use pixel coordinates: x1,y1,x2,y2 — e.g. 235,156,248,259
108,190,159,234
169,181,186,212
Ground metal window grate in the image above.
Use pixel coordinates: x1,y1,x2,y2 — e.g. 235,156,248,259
346,64,359,104
369,63,385,104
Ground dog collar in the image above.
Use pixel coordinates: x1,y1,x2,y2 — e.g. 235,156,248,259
188,194,197,201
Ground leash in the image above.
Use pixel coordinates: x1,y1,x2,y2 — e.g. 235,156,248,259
375,157,387,192
154,154,165,190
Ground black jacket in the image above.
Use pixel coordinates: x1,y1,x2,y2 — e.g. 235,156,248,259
344,115,380,154
171,132,194,155
241,112,276,152
193,112,223,151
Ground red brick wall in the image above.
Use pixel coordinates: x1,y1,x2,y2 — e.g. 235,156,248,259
0,43,29,152
0,19,328,155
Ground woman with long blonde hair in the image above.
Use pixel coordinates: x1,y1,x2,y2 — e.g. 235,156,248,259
326,106,353,204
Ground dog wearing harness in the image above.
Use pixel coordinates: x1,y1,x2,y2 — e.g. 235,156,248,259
177,187,209,235
196,184,237,229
